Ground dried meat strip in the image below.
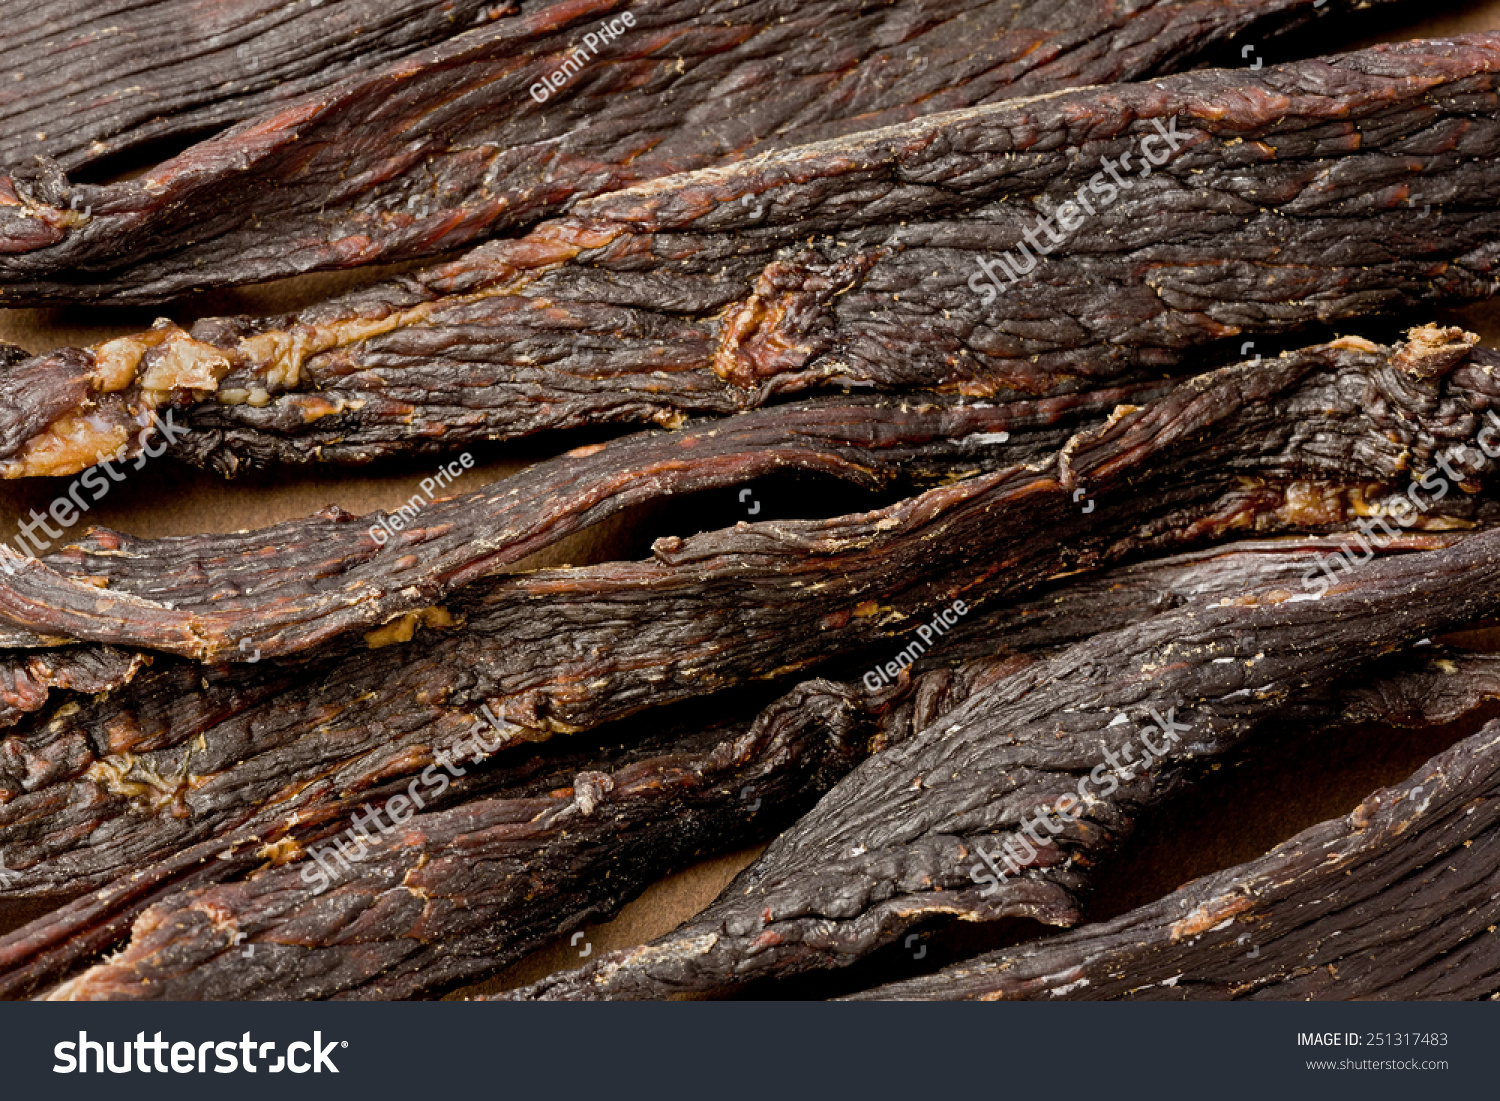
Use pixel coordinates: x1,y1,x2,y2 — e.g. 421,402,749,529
0,327,1495,665
0,522,1457,897
3,34,1496,476
0,391,1062,659
0,645,146,734
504,528,1500,1001
22,615,1500,1000
0,834,268,1000
0,0,1399,304
852,719,1500,1001
0,0,515,174
15,658,1011,1000
917,532,1475,664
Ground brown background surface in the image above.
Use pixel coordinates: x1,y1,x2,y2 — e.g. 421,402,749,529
3,0,1500,997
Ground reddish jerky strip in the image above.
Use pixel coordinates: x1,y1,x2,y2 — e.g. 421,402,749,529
0,645,146,731
0,386,1161,897
0,0,1398,304
21,661,1013,1001
0,328,1495,665
0,0,516,174
0,519,1455,897
0,835,268,1001
853,720,1500,1001
20,625,1499,1001
504,529,1500,1001
0,391,1064,658
2,35,1495,476
919,531,1475,666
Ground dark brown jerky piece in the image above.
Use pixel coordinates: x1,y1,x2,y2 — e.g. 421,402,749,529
852,719,1500,1001
503,528,1500,1001
4,35,1496,475
0,391,1061,657
21,660,1015,1001
921,532,1475,665
2,533,1487,996
0,385,1132,896
0,646,146,731
0,518,1450,897
0,0,515,174
0,834,268,1000
23,622,1500,1001
1,327,1498,663
0,0,1398,304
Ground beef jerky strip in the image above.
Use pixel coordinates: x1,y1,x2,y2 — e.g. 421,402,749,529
0,0,517,175
0,384,1117,656
914,532,1477,666
0,0,1400,305
0,525,1481,987
7,34,1497,478
21,658,1018,1001
24,621,1500,1002
0,390,1083,659
1,510,1461,898
853,719,1500,1001
0,645,147,731
503,525,1500,1001
1,324,1497,666
0,832,269,1000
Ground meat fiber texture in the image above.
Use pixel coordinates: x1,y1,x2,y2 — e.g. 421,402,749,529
0,0,516,173
505,529,1500,1000
2,32,1497,479
852,718,1500,1000
0,0,1497,1000
0,0,1400,303
0,329,1491,661
5,554,1491,1000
